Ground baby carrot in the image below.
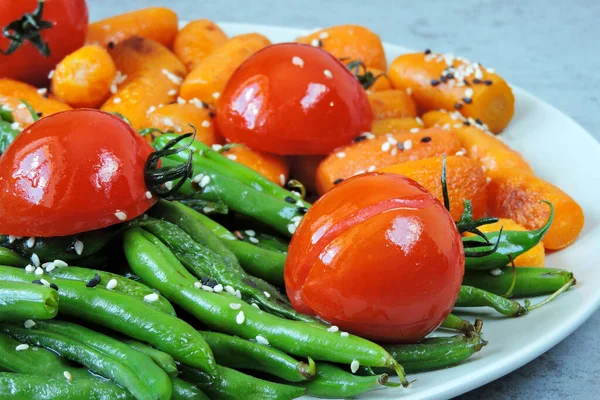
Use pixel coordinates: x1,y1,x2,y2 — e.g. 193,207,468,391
173,20,228,70
379,156,488,221
487,169,584,250
316,128,463,194
87,7,179,48
180,33,271,105
368,90,418,120
371,117,423,136
297,25,387,70
422,110,532,177
464,218,545,267
220,144,290,186
146,103,222,145
51,45,117,108
389,52,515,133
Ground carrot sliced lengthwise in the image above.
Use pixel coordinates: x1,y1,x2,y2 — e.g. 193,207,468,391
86,7,179,48
315,128,463,194
388,52,515,133
487,170,584,251
220,145,290,186
371,118,424,136
378,156,488,221
173,19,229,70
146,103,222,146
368,90,418,120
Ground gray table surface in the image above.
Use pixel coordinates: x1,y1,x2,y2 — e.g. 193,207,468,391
89,1,600,398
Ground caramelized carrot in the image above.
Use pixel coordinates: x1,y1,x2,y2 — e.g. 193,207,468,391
487,169,584,250
422,110,532,177
86,7,178,48
368,89,418,120
101,37,186,130
51,45,116,108
173,20,228,70
0,79,70,127
379,156,488,221
180,33,271,106
371,117,423,136
464,219,545,267
288,155,326,195
315,128,462,194
221,145,290,186
388,52,514,133
297,25,387,70
146,103,221,145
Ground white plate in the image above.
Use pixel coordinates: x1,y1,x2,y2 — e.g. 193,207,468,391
213,22,600,399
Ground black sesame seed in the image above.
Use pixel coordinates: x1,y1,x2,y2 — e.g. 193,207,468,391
475,118,483,125
333,178,344,185
205,279,218,288
430,79,440,86
285,196,296,204
32,280,43,285
463,79,471,86
42,92,49,99
424,49,431,55
353,135,367,143
473,78,482,84
49,283,59,291
37,112,43,117
463,121,471,126
440,76,447,83
484,80,493,86
463,97,472,104
202,102,210,109
454,103,463,110
208,111,216,118
446,73,454,79
108,41,115,49
86,274,101,288
298,206,309,214
420,136,432,143
201,276,211,285
396,142,404,151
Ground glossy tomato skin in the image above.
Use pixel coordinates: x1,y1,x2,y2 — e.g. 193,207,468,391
0,109,156,237
284,173,464,342
0,0,88,86
216,43,373,155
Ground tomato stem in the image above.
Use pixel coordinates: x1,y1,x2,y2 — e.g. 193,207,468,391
0,0,53,57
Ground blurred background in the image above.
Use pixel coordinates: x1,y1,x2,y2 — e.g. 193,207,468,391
88,1,600,398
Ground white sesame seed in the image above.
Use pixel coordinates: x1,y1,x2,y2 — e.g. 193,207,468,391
31,253,40,267
327,325,339,333
201,119,211,128
165,181,173,190
245,230,256,237
177,97,186,105
481,165,488,172
229,303,242,310
318,32,329,39
110,83,118,94
63,371,72,381
17,103,26,110
25,265,35,273
256,335,269,345
11,122,22,131
34,267,44,276
193,282,203,289
227,154,237,161
40,279,50,287
37,88,47,95
291,216,303,223
202,285,214,292
26,237,36,248
251,303,260,309
213,284,223,293
410,128,420,134
323,69,333,79
54,260,68,268
279,174,286,186
143,191,153,200
212,144,223,151
192,173,204,183
416,117,424,126
15,344,29,351
106,279,118,290
406,88,413,95
225,285,236,295
367,165,377,172
340,331,349,337
236,311,245,324
146,106,156,115
455,149,467,156
212,92,220,99
74,240,84,256
490,268,503,276
45,264,56,272
114,211,127,221
203,207,214,213
168,89,177,96
381,142,391,152
235,289,242,299
113,97,122,104
161,69,183,85
292,56,304,68
336,152,346,158
486,177,492,183
249,237,259,244
310,38,320,47
486,68,496,73
8,235,16,244
288,224,297,234
24,320,36,329
199,175,211,188
163,117,174,127
465,88,474,98
48,70,55,79
404,140,413,150
144,293,159,303
391,147,398,156
474,69,483,80
351,359,360,373
263,291,271,298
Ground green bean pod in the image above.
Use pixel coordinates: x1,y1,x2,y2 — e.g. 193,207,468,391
463,267,575,297
0,121,20,155
440,313,477,334
0,372,134,400
0,281,58,320
125,340,179,377
48,266,176,315
199,330,315,382
1,321,171,400
299,362,391,398
179,364,306,400
171,377,210,400
463,202,554,270
124,228,409,385
0,247,28,266
455,285,527,316
0,265,218,377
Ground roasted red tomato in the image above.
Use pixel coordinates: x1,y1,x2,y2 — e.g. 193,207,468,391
284,173,464,342
216,43,373,155
0,0,88,86
0,109,156,237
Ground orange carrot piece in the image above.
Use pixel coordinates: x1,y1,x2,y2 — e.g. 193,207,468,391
365,68,392,92
487,169,584,250
297,25,387,70
221,145,290,186
86,7,178,48
464,218,545,267
388,52,515,133
371,118,423,136
315,128,463,194
173,20,228,70
180,33,271,106
379,156,488,221
422,110,532,177
0,79,71,127
146,103,222,145
368,89,418,120
51,45,116,108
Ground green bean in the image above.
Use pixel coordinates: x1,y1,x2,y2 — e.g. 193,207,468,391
0,332,90,380
48,266,176,315
199,330,315,382
179,364,306,400
0,120,20,155
124,340,178,377
0,104,15,123
0,265,218,377
0,372,134,400
143,217,310,321
463,267,575,297
440,313,477,335
455,285,527,316
171,377,210,400
300,362,392,398
1,321,171,400
0,281,58,320
0,247,28,266
124,228,409,385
